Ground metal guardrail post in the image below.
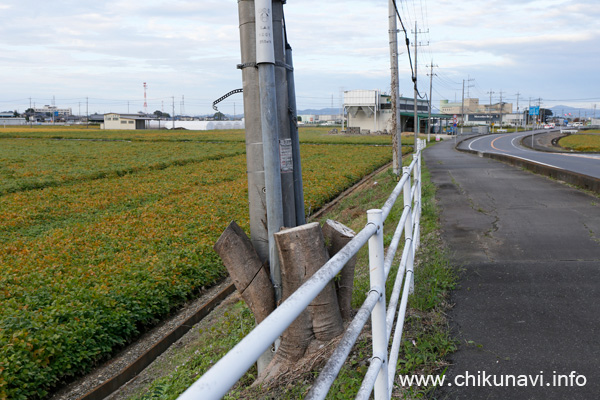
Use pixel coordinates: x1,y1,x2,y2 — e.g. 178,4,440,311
366,209,389,400
415,141,423,250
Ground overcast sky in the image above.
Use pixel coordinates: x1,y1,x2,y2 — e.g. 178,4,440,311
1,0,599,116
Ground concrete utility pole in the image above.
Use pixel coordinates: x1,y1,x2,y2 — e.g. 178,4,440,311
537,97,546,129
460,80,465,134
498,90,504,128
528,97,532,129
284,15,305,226
515,92,521,131
239,0,271,264
426,63,437,141
411,22,428,144
388,0,402,174
238,0,298,300
488,90,495,132
254,0,285,303
271,2,296,231
413,23,418,144
239,0,297,373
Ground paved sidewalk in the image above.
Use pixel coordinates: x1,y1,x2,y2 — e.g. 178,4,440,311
423,139,600,399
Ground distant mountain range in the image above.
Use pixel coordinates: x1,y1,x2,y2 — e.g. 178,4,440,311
297,108,340,115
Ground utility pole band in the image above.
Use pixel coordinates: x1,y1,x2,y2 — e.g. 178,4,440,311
255,0,275,64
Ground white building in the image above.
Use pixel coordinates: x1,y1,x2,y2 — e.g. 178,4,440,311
298,115,318,124
103,113,154,130
33,105,72,116
0,117,26,126
0,112,26,125
503,113,526,127
343,89,432,133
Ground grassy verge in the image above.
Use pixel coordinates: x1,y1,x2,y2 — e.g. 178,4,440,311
124,147,457,400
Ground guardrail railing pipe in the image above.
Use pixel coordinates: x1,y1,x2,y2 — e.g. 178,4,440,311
402,166,415,294
367,209,389,399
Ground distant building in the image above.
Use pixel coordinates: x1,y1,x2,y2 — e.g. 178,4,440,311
33,105,72,117
343,89,434,133
440,98,513,115
88,113,105,124
298,114,318,124
297,114,342,125
440,98,513,126
0,111,26,125
0,117,26,126
503,113,526,126
440,98,482,114
103,113,156,130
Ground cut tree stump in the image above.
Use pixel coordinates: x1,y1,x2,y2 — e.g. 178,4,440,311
213,221,275,324
322,219,357,320
275,222,344,342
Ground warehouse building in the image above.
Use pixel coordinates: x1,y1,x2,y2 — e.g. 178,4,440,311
103,113,155,130
342,89,443,134
0,112,26,126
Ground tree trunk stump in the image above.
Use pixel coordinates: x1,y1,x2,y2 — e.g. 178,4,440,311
213,221,275,324
322,219,357,320
274,222,344,342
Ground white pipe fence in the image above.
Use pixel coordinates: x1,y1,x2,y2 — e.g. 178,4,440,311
178,139,427,400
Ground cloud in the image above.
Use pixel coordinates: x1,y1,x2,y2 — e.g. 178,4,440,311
0,0,599,113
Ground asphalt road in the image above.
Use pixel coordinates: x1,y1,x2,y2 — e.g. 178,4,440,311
459,130,600,179
424,138,600,399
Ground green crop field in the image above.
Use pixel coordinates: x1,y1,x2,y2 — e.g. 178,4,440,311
0,126,405,399
558,133,600,152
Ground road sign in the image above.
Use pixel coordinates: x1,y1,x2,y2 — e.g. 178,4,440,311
529,106,540,116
